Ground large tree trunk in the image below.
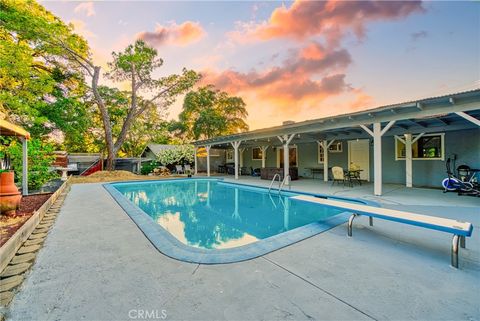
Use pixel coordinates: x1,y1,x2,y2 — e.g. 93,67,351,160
92,66,116,171
113,67,138,157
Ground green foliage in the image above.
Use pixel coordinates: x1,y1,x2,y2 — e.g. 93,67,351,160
5,138,58,190
140,160,161,175
176,85,249,140
156,145,195,166
0,0,92,146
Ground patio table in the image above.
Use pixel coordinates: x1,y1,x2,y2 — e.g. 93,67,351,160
305,167,331,180
345,169,363,186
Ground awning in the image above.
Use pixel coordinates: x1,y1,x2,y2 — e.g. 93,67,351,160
0,119,30,139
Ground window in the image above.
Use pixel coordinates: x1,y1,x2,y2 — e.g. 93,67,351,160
278,147,298,167
318,141,342,163
395,133,444,160
226,150,234,162
329,141,343,153
252,147,263,160
318,145,324,163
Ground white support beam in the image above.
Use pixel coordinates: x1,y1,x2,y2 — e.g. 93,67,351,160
455,111,480,127
194,147,198,175
231,141,242,180
412,132,425,144
395,132,425,188
394,135,405,144
359,124,374,137
405,133,413,188
205,145,211,177
22,138,28,196
317,139,335,182
372,123,382,196
278,134,296,185
260,145,269,168
360,121,395,196
380,120,396,136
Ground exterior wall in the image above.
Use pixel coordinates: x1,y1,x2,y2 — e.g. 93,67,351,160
196,149,226,173
240,142,348,178
381,128,480,187
233,128,479,187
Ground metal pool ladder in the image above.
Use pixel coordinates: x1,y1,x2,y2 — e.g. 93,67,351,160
268,173,282,194
279,174,292,195
268,174,291,195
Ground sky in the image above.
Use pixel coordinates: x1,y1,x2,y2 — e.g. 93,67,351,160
42,0,480,130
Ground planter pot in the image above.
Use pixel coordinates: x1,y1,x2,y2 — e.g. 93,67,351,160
0,171,22,215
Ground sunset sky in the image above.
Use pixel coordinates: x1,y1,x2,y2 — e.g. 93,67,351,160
42,1,479,130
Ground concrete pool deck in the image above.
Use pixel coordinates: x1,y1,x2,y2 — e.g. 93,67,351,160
5,179,480,321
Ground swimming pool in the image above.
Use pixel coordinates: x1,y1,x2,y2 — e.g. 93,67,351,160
105,178,374,264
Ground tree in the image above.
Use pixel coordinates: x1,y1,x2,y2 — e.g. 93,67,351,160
0,0,91,145
176,85,249,140
1,1,199,169
73,40,199,169
84,86,172,157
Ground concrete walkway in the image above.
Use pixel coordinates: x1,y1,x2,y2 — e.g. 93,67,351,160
5,181,480,321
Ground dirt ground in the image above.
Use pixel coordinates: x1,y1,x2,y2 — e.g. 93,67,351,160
70,170,182,184
0,193,52,247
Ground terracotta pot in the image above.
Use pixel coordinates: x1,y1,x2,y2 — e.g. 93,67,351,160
0,171,22,215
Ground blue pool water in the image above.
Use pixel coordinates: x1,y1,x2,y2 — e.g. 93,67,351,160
112,179,350,250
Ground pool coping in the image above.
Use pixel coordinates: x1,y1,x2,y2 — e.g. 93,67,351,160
103,178,380,264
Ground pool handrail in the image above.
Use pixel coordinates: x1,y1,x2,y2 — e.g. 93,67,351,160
268,173,282,194
279,174,292,195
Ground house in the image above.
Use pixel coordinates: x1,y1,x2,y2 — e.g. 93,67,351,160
193,89,480,195
140,144,178,160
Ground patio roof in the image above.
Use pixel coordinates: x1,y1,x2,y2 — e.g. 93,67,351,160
193,89,480,148
0,119,30,139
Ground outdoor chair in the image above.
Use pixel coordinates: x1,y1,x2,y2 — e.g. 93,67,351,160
240,167,250,175
175,165,184,174
184,164,192,173
332,166,351,187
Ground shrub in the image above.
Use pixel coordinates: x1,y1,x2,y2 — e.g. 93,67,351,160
156,145,195,166
6,138,58,190
141,160,161,175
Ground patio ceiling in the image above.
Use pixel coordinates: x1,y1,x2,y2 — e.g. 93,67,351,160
194,89,480,148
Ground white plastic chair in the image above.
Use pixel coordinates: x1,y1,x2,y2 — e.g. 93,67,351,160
175,165,184,174
184,164,191,172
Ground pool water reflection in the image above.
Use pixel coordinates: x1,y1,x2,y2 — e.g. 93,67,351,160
113,179,345,250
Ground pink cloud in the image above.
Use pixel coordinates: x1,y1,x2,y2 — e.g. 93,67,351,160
74,2,95,17
201,43,353,112
233,0,424,47
137,21,205,47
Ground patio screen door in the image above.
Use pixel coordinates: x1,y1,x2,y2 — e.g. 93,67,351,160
348,140,370,181
278,147,297,168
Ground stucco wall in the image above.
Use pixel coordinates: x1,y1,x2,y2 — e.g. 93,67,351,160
228,128,479,187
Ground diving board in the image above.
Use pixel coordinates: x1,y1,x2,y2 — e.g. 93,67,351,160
291,195,474,268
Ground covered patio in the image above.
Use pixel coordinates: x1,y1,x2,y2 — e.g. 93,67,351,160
0,119,30,195
193,90,480,196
